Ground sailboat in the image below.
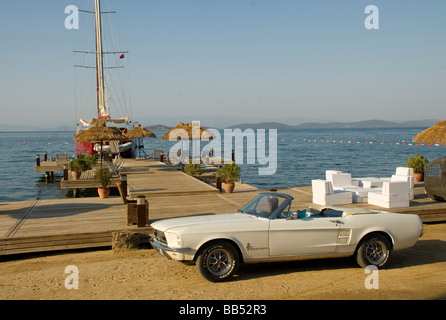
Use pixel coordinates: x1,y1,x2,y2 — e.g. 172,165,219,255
74,0,135,158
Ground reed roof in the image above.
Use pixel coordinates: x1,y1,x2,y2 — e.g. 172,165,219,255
124,124,156,138
74,122,130,143
161,122,215,140
413,120,446,145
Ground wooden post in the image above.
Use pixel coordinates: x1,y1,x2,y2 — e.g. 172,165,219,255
44,152,48,162
160,153,164,162
63,165,68,181
121,174,128,203
216,177,222,191
137,195,146,227
36,155,40,167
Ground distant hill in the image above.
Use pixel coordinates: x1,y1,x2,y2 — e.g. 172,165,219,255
145,124,171,130
296,119,438,129
226,119,439,130
225,122,296,130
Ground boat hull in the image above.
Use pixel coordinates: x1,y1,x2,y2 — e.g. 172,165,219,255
93,141,135,157
74,140,95,156
74,139,135,158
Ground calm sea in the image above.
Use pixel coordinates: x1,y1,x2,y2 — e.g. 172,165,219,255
0,128,444,203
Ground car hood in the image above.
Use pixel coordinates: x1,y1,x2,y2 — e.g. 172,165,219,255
150,213,256,232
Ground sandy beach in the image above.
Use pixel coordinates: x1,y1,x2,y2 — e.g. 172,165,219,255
0,223,445,300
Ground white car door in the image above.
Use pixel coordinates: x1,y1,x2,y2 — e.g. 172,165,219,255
269,216,342,257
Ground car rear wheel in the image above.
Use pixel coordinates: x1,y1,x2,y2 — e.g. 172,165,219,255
356,234,391,268
196,241,239,282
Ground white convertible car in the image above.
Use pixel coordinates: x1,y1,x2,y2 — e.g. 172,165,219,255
149,192,424,282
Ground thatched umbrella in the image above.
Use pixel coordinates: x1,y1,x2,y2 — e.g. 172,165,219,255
161,122,217,165
124,124,156,138
413,120,446,145
124,124,156,158
161,122,215,140
74,122,130,166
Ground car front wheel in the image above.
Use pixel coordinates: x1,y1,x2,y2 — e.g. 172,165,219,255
196,241,239,282
356,234,391,268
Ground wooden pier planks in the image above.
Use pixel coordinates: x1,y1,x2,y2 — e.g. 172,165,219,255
58,159,220,194
0,232,113,256
122,159,220,198
34,161,66,173
0,198,126,256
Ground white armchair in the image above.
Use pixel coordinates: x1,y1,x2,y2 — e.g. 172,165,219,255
395,167,414,176
391,175,414,199
325,170,342,181
312,179,353,206
327,172,360,190
367,181,410,208
326,172,373,203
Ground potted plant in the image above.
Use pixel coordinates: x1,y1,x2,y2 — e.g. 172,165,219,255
406,154,429,182
216,163,241,193
94,167,111,198
69,158,89,180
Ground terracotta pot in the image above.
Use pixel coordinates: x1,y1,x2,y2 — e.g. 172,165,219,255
413,172,424,182
223,182,235,193
71,171,80,180
97,187,110,198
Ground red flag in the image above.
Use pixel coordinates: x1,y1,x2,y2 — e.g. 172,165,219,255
119,54,125,59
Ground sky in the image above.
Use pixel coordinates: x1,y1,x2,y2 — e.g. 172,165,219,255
0,0,445,129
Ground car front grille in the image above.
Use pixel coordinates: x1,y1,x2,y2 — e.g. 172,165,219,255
153,229,167,246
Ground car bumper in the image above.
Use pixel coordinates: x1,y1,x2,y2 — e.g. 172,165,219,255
149,237,192,260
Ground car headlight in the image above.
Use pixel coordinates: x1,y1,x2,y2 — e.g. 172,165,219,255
153,229,166,245
165,232,182,248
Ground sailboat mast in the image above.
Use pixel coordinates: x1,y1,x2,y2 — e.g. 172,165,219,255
94,0,108,119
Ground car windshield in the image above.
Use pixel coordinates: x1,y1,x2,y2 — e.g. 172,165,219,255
238,193,288,218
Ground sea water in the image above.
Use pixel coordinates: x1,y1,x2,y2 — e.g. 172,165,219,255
0,127,444,203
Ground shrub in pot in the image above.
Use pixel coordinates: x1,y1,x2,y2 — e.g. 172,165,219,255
69,158,89,180
216,163,241,193
94,167,111,198
406,154,429,182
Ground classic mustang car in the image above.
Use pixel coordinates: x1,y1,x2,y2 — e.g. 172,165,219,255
149,192,424,282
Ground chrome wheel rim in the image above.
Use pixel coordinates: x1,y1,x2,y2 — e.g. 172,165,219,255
206,248,233,276
365,240,387,265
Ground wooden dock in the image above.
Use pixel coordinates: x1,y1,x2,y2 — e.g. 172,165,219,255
122,159,220,198
0,198,145,256
34,161,66,173
2,158,446,257
2,159,248,256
